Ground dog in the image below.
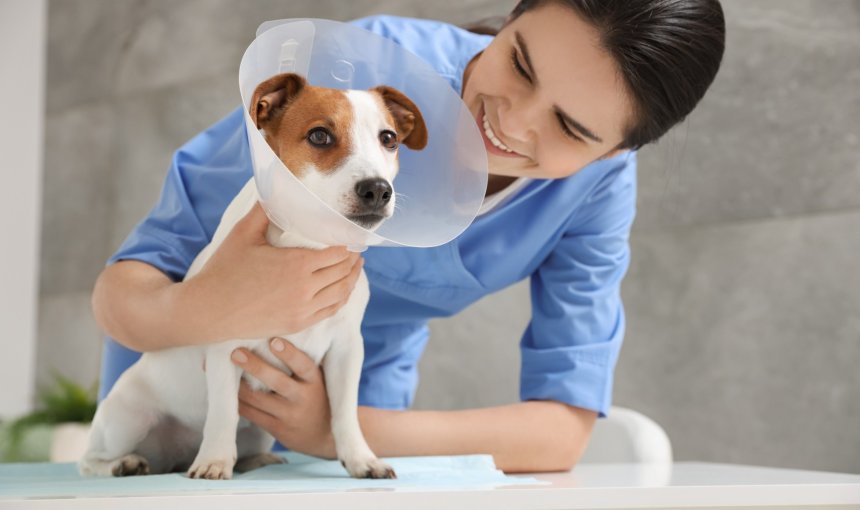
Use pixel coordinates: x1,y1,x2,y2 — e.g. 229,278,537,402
79,73,428,480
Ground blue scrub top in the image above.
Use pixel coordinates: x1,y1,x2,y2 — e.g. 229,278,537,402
100,15,637,418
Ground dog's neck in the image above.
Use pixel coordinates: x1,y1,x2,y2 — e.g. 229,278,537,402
265,223,329,251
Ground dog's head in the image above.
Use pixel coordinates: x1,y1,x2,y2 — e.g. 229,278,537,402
250,73,428,231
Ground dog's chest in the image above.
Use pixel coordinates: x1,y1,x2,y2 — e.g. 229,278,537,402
243,269,369,392
194,185,370,392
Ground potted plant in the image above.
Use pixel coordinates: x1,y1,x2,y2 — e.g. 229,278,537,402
0,373,97,463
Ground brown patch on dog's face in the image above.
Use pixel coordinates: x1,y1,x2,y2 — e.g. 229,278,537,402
271,88,354,178
251,75,355,178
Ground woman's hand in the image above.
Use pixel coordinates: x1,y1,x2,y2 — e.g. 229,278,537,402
184,202,364,343
231,338,337,459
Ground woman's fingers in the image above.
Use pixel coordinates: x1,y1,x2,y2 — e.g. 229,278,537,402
238,398,279,431
269,338,320,383
312,252,360,288
308,246,355,272
232,348,301,400
310,298,349,325
238,381,281,409
232,339,322,394
313,256,363,307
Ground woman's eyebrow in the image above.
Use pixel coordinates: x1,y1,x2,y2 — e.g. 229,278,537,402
516,31,603,144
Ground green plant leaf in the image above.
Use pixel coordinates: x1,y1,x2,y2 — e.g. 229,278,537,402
1,373,98,462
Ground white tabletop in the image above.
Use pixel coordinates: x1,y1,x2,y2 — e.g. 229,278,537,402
4,462,860,510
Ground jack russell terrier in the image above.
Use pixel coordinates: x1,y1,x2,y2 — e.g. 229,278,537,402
79,73,428,480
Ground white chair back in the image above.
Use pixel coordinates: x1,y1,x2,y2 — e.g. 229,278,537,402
579,407,673,464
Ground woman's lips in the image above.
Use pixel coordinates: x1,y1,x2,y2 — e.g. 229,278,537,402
477,105,525,159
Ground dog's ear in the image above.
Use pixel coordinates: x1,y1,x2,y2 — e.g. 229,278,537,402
372,86,429,151
250,73,306,130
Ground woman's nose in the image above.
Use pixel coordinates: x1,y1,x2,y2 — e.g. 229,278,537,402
497,98,538,144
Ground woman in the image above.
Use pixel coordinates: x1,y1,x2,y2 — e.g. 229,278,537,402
93,0,725,472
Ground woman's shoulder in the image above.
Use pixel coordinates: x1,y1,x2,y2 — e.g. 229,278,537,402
349,15,493,81
349,14,481,44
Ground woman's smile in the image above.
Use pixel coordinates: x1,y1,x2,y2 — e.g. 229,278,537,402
477,103,527,159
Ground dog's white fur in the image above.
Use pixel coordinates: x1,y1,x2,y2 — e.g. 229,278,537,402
79,86,408,480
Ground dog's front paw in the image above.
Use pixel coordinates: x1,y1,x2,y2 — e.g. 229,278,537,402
111,454,150,477
341,457,397,479
187,458,234,480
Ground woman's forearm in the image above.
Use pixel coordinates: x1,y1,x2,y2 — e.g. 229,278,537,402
91,260,217,352
357,401,596,473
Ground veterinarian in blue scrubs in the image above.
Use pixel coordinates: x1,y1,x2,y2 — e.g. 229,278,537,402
95,1,726,472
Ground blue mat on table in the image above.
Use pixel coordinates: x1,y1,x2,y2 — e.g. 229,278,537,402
0,452,545,499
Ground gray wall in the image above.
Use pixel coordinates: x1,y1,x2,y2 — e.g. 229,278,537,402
39,0,859,473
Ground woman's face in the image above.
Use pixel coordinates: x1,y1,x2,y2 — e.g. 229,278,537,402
462,1,633,180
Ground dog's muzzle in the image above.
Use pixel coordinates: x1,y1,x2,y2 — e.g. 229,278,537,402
349,178,392,229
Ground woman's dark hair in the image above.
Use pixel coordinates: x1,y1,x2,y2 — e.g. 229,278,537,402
466,0,726,150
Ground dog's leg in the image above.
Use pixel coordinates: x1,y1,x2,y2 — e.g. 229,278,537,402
234,423,285,473
323,330,396,479
78,372,159,477
234,452,286,474
187,344,243,480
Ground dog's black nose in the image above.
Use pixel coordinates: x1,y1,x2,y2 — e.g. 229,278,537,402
355,178,392,210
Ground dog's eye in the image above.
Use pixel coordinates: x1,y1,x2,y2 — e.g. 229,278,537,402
379,130,398,151
307,128,334,147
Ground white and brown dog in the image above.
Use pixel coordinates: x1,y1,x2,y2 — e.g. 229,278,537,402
79,73,427,480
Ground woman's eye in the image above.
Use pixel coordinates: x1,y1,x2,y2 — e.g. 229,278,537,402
307,128,334,147
379,130,398,150
556,113,583,142
510,48,532,83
